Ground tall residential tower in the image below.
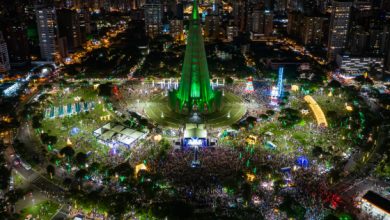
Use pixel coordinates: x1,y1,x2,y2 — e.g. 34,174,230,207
35,5,58,61
144,0,163,38
0,32,11,73
327,0,352,61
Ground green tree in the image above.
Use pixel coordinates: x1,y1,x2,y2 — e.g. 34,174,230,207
278,108,301,127
75,169,88,181
0,165,10,190
279,196,306,220
46,164,55,177
98,83,113,97
241,182,252,202
60,146,75,159
225,76,234,85
75,152,87,167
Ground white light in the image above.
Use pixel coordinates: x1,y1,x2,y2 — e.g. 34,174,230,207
270,86,279,97
188,138,202,146
3,83,21,97
42,68,49,74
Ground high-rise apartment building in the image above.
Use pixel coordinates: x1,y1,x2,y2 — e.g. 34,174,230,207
287,11,301,36
0,32,11,73
57,9,82,52
211,0,220,15
288,0,304,11
274,0,288,12
386,42,390,73
2,24,30,66
233,0,248,32
327,0,352,61
300,15,326,45
226,25,238,42
91,0,105,10
250,10,273,41
367,22,389,55
288,11,327,46
251,10,273,36
205,15,220,41
349,26,369,55
78,9,91,44
170,19,183,41
35,5,58,61
144,0,163,38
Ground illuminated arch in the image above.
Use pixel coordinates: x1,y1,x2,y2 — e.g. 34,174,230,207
304,95,328,127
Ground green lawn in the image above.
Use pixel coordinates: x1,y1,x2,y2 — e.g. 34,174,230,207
251,91,354,157
12,170,25,188
250,119,352,162
48,87,98,106
144,92,246,128
41,87,112,156
20,201,60,220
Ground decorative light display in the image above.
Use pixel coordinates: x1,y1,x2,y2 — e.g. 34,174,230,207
296,156,309,168
188,137,203,146
3,82,21,97
245,77,255,93
169,0,221,113
269,67,284,105
277,67,284,98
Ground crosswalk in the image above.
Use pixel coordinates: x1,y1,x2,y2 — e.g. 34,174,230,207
51,205,69,220
30,175,65,195
14,165,68,218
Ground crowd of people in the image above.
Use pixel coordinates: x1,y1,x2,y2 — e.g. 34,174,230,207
73,80,359,218
224,80,272,117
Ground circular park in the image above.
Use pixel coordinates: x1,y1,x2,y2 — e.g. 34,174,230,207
7,2,383,219
144,92,246,128
12,75,378,219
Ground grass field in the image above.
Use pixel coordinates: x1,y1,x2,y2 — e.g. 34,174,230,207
144,92,246,128
41,87,112,155
48,87,98,106
20,201,60,220
12,170,25,188
253,120,350,155
246,91,354,158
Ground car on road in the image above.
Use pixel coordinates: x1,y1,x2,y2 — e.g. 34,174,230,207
20,161,31,170
9,154,21,166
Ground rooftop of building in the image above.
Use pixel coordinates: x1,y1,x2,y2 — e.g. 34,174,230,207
362,190,390,214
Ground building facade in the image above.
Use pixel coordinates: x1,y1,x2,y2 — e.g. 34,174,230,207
144,0,163,38
78,9,91,44
327,0,352,61
57,9,82,52
250,10,273,41
35,5,58,61
288,12,326,46
169,19,184,41
205,15,220,41
349,26,369,55
300,15,326,45
336,55,384,75
226,25,238,42
233,0,248,32
361,191,390,220
2,24,30,67
0,32,11,73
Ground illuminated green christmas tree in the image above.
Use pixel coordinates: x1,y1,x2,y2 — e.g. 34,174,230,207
169,0,221,114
